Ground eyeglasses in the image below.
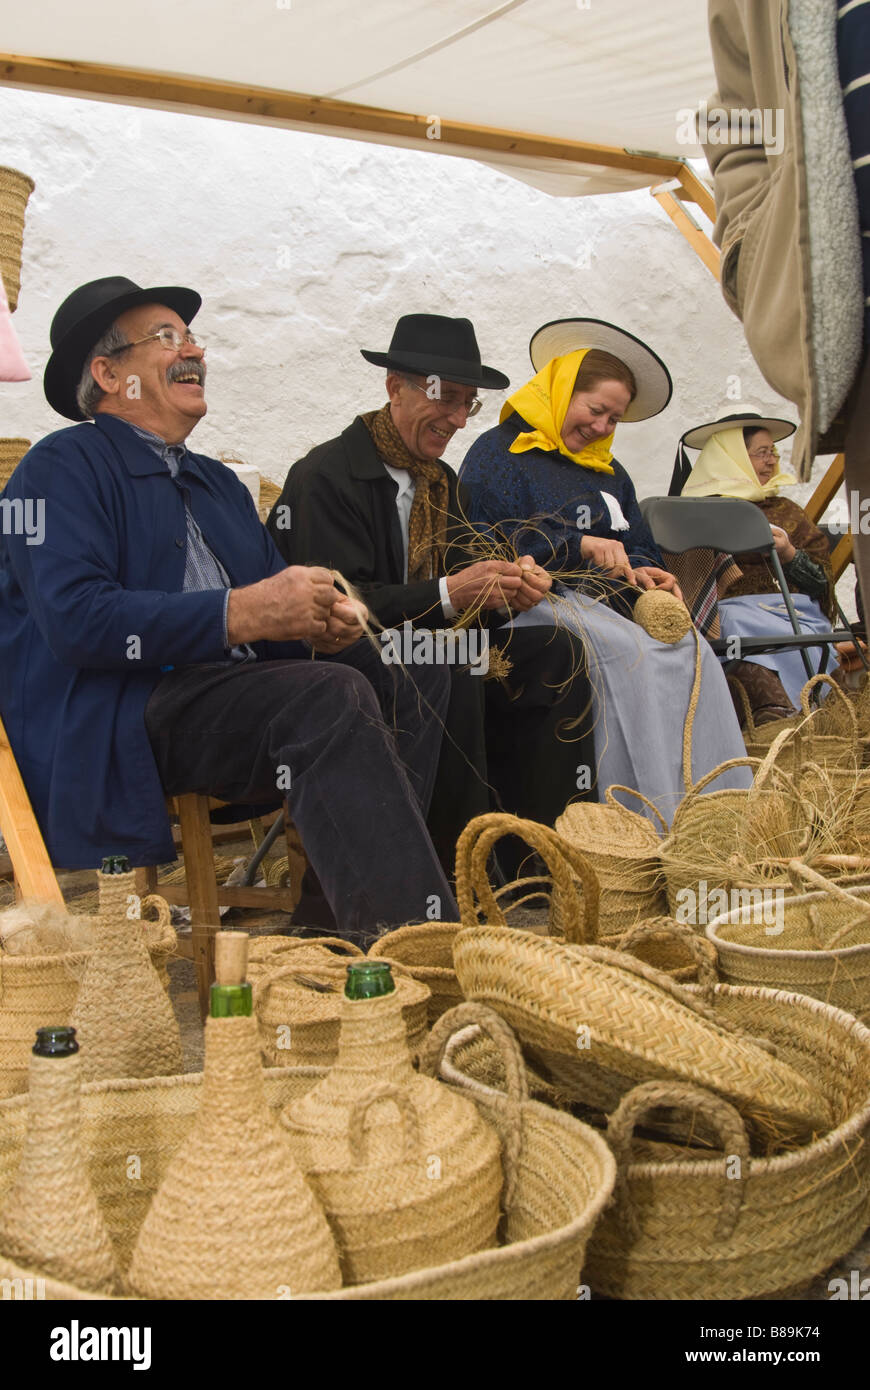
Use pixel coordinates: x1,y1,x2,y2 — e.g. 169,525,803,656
402,376,482,418
106,328,206,356
748,445,779,463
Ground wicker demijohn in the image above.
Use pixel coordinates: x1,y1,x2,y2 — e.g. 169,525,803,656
0,1036,119,1293
70,869,183,1082
584,985,870,1299
280,965,503,1286
0,166,35,313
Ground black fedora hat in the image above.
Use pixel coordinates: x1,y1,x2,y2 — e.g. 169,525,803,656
360,314,509,390
44,276,202,421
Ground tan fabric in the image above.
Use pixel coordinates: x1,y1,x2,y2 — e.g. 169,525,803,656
362,404,449,582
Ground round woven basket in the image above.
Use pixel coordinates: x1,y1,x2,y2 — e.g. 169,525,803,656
735,673,860,775
0,1060,617,1300
0,439,31,489
555,785,668,937
453,922,834,1150
706,861,870,1023
249,935,430,1068
0,166,34,313
584,985,870,1299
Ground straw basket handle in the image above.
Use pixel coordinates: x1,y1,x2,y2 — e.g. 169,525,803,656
801,673,859,731
616,919,719,997
669,750,799,841
455,813,600,945
419,1002,526,1206
253,936,364,963
348,1083,420,1165
607,1080,750,1242
136,893,177,955
786,860,870,946
604,785,669,837
726,674,759,737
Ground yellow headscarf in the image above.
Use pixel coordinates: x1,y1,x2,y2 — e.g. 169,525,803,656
499,349,616,475
682,427,796,502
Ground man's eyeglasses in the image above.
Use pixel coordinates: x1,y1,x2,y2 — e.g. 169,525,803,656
748,445,779,463
402,376,482,418
106,328,206,356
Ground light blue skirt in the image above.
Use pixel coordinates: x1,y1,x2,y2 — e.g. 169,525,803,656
503,589,753,827
717,593,830,708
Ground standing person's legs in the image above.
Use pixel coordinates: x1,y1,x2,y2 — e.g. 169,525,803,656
144,659,458,942
844,352,870,624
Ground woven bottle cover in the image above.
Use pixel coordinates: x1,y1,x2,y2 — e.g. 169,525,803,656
70,868,183,1082
126,968,342,1299
280,980,503,1286
0,1041,119,1292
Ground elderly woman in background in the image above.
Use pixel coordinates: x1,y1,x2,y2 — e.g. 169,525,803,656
676,412,835,720
458,318,752,824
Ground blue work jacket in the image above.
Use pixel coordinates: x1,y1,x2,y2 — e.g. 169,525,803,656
0,413,298,868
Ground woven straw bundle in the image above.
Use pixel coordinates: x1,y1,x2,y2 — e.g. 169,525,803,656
633,588,693,644
258,477,281,524
280,984,503,1286
707,861,870,1022
0,905,175,1099
0,438,30,489
453,922,834,1150
249,935,430,1067
555,785,668,937
70,874,183,1082
584,986,870,1299
0,166,34,313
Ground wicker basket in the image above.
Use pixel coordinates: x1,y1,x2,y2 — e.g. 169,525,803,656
736,673,860,775
368,921,464,1024
706,861,870,1023
584,985,870,1299
0,913,176,1099
0,438,30,490
0,167,34,313
0,1059,617,1301
555,786,668,938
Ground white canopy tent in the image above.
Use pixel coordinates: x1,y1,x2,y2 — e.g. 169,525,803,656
0,0,717,210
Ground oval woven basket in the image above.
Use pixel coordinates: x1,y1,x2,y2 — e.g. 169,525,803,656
0,438,31,490
706,862,870,1023
584,984,870,1299
248,936,430,1068
0,1059,616,1301
0,910,176,1099
555,785,668,937
734,673,860,775
452,922,834,1150
0,166,34,313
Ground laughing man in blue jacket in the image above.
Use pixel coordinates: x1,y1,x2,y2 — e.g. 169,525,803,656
0,276,458,938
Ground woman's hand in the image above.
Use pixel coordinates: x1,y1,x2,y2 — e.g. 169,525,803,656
580,535,636,584
632,566,683,601
769,525,796,564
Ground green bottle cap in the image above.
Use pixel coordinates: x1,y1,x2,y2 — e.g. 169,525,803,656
33,1026,79,1057
210,982,253,1018
100,855,130,875
344,960,395,1000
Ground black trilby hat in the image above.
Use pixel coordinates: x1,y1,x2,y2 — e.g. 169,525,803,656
669,410,796,495
360,313,509,390
44,276,202,421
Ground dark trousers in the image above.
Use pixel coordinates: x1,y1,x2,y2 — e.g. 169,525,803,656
144,640,458,941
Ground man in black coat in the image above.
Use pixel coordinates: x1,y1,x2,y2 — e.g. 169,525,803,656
267,315,595,880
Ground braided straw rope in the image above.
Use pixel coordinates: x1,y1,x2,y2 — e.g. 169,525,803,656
0,166,34,313
0,439,30,489
0,1050,119,1292
279,986,503,1286
70,872,183,1082
453,920,834,1150
584,985,870,1299
248,936,429,1068
127,1015,341,1298
706,860,870,1022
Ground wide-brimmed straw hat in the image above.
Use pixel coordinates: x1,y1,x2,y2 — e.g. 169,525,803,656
528,317,672,422
669,411,797,495
360,313,509,390
44,276,202,421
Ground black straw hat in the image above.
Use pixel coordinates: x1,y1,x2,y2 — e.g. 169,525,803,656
669,411,796,495
360,313,509,390
44,276,202,421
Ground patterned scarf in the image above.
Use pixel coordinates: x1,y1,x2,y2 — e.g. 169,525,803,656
362,403,450,581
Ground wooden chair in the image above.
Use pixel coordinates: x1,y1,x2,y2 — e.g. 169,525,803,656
0,711,65,906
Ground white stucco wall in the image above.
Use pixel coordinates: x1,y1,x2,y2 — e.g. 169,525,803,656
0,86,855,615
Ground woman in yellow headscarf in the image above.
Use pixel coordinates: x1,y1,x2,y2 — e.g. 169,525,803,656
459,319,753,823
677,412,835,719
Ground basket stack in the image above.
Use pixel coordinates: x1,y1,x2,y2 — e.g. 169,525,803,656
555,786,668,939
